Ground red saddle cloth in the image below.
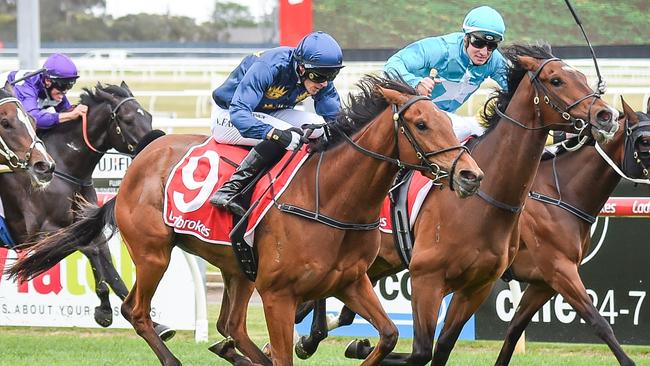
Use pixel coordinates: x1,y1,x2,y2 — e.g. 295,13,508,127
379,171,435,233
163,138,310,245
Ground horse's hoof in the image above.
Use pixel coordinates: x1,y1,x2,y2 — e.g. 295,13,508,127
344,338,371,359
155,323,177,342
94,306,113,328
208,337,235,357
262,342,272,358
294,336,313,360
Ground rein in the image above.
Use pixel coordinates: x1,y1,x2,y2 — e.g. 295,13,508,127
276,94,469,232
0,97,44,170
330,95,469,188
82,96,137,156
478,56,606,214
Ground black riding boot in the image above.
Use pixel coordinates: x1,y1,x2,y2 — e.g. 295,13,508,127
210,140,285,216
210,149,267,216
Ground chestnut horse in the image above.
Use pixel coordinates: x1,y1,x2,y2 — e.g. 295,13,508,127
494,99,650,366
0,85,54,194
8,75,484,366
298,44,620,365
0,82,174,337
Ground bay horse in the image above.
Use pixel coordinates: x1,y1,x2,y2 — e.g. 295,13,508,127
494,98,650,366
0,82,172,338
8,74,484,366
0,85,54,194
298,44,620,365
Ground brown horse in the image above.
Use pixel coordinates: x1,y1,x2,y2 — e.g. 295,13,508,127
302,44,620,365
494,99,650,366
0,85,54,193
305,99,647,366
8,74,484,366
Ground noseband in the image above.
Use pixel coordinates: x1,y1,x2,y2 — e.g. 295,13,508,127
0,97,45,170
83,96,138,155
333,95,469,189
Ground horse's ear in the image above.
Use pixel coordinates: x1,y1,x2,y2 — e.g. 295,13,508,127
377,86,406,105
516,55,540,72
620,96,639,125
94,83,118,104
120,81,134,97
3,81,15,96
646,96,650,115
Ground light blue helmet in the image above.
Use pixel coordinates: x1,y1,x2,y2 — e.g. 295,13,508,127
294,31,344,70
462,6,506,42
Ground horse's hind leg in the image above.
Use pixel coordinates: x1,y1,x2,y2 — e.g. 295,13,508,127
79,240,114,328
210,273,270,366
546,263,635,366
433,284,494,366
495,282,556,366
337,275,398,366
120,238,180,365
295,298,328,359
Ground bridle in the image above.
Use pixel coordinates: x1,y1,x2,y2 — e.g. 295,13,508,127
331,95,469,189
495,57,609,137
0,97,46,170
595,114,650,183
82,96,138,155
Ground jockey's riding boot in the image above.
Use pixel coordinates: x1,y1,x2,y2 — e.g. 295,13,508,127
210,148,268,216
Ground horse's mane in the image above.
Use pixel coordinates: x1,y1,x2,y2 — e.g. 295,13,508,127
79,83,130,108
309,73,417,152
481,43,554,134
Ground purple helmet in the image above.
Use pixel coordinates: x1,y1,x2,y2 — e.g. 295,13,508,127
43,53,79,80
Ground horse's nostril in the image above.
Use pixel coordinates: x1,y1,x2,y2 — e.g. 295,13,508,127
460,170,477,182
34,161,55,174
596,109,612,123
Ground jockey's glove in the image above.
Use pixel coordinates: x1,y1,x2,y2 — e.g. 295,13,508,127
269,128,307,151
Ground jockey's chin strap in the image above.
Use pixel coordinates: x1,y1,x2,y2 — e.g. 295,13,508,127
82,96,137,155
331,95,469,190
0,97,44,170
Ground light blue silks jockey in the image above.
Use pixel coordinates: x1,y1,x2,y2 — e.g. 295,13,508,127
384,6,509,113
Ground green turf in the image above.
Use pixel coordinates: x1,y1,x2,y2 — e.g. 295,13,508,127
1,304,649,365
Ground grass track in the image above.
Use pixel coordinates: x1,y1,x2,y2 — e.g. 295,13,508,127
1,304,649,365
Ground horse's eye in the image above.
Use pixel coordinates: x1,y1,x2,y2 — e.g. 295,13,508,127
0,118,9,128
550,78,563,87
640,139,650,147
415,121,427,131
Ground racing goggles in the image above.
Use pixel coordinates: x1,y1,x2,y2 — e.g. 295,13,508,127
305,68,340,83
469,34,500,52
50,78,77,91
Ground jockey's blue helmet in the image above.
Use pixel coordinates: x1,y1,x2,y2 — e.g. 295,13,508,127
294,31,344,82
43,53,79,80
462,6,506,42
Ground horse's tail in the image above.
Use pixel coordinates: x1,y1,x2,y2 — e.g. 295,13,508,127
6,197,118,281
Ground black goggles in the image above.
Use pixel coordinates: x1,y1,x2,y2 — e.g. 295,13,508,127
469,35,500,52
305,68,340,83
50,78,76,91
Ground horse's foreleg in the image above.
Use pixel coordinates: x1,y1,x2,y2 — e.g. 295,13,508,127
337,275,398,366
547,264,636,366
295,299,315,324
295,298,328,359
260,290,298,366
121,243,180,366
433,284,494,366
495,282,555,366
217,278,231,336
